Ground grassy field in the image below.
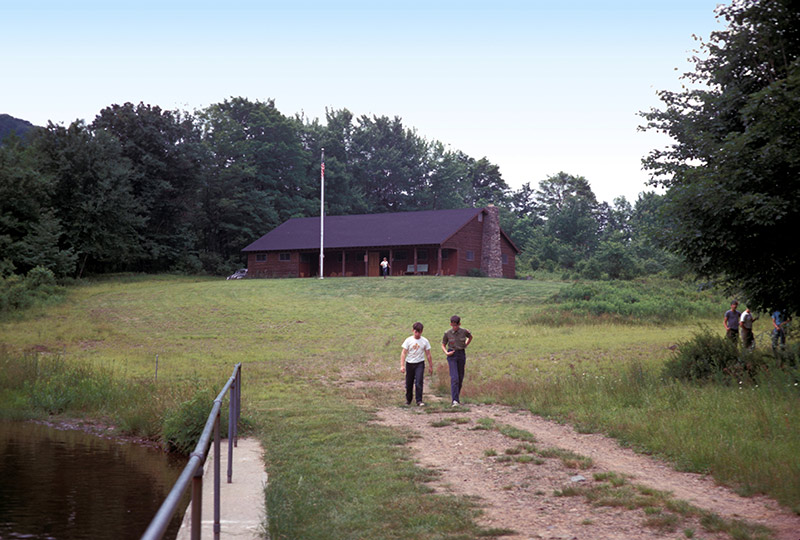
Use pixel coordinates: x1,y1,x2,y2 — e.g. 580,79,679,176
1,274,797,538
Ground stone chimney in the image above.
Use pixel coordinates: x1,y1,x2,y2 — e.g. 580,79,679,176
480,205,503,278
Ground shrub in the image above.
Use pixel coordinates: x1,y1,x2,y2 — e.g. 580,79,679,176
171,253,204,275
25,266,57,289
466,268,487,278
0,266,65,315
663,330,786,383
663,332,740,382
162,388,228,454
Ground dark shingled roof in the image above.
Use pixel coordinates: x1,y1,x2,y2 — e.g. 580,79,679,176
243,208,492,252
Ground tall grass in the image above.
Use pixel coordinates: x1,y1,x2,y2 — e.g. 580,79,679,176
0,347,221,446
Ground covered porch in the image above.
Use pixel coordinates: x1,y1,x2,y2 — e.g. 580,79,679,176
301,245,457,278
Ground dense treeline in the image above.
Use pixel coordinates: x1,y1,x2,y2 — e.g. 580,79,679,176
1,98,673,280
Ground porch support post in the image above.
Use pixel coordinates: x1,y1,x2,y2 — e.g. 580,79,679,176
341,250,345,277
438,248,442,276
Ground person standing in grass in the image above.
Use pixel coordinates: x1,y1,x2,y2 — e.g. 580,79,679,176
441,315,473,407
724,301,741,345
381,257,390,279
739,306,757,350
771,310,791,351
400,322,433,406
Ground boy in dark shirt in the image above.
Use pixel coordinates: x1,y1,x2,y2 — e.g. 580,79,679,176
441,315,473,407
723,301,740,345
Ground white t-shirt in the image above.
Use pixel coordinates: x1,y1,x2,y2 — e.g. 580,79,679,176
740,311,754,329
402,335,431,364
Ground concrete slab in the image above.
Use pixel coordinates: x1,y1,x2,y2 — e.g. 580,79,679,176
175,438,267,539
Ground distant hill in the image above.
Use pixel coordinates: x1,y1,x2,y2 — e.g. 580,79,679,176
0,114,37,144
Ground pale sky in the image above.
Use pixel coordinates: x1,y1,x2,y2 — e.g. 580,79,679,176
1,0,723,204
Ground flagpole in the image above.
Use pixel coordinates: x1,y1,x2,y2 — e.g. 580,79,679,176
319,148,325,279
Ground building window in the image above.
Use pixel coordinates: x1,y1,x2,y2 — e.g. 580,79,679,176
442,250,450,260
466,250,474,261
394,250,408,260
256,253,266,262
417,250,428,261
279,252,291,262
502,254,508,265
300,253,312,263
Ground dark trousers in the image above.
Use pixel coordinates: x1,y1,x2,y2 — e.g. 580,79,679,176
447,350,466,403
405,361,425,404
726,328,739,345
772,329,786,350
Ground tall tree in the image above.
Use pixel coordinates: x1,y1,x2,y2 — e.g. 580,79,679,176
350,115,429,212
0,137,76,276
198,97,314,263
298,108,368,216
91,102,205,271
34,122,144,277
641,0,800,312
537,172,599,263
464,157,510,208
423,145,471,210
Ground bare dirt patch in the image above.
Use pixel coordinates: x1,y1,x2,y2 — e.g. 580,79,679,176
374,395,800,540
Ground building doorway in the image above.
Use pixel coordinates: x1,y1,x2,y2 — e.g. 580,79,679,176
368,251,382,277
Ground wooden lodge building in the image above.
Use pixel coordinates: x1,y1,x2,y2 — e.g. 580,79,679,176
242,206,519,278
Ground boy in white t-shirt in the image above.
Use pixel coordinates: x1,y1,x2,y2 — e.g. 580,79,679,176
400,322,433,406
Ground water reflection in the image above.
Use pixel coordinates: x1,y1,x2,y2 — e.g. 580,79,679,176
0,421,188,540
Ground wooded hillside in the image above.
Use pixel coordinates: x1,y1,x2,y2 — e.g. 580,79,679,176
1,100,674,280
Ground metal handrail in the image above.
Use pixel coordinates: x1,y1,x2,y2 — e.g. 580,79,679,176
141,363,242,540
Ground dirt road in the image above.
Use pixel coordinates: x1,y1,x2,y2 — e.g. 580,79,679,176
374,396,800,540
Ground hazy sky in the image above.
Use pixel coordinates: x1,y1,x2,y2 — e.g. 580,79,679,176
2,0,723,204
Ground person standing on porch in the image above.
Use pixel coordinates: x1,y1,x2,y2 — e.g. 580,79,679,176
381,257,390,278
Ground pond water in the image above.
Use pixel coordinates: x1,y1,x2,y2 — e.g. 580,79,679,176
0,421,189,539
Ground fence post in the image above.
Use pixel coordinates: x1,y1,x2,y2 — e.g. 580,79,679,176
191,461,203,540
214,407,221,539
235,367,242,446
227,372,235,484
142,363,241,540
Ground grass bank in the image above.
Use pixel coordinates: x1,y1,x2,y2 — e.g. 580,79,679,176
1,274,797,535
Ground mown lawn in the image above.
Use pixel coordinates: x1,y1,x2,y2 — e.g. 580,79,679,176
1,274,797,538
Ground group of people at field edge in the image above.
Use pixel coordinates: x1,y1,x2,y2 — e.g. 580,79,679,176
723,300,791,351
400,315,473,407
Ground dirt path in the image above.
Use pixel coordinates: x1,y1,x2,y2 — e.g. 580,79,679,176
373,394,800,540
